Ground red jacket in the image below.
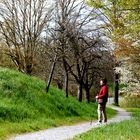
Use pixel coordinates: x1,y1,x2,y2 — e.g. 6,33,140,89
98,84,108,103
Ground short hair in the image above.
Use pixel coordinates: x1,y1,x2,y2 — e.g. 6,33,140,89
101,78,107,84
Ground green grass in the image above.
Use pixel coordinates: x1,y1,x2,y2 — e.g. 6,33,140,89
108,83,128,97
0,67,116,139
120,94,140,108
73,108,140,140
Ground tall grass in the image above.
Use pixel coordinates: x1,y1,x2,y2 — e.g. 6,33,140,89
120,94,140,108
0,68,115,139
0,67,116,139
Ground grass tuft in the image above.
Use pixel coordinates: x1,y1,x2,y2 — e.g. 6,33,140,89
120,94,140,108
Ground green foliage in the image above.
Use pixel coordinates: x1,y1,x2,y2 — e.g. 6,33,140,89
120,93,140,108
86,0,140,86
86,0,105,8
87,0,140,36
73,108,140,140
108,83,128,96
119,83,128,89
0,67,98,120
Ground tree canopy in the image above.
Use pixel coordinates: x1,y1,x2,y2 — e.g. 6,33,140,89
87,0,140,90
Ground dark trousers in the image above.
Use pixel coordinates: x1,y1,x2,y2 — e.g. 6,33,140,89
97,103,107,123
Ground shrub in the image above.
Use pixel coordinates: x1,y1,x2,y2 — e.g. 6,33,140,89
120,93,140,108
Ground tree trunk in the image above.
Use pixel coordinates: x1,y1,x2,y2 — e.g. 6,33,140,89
77,82,83,102
56,80,63,90
114,80,119,105
46,55,57,93
85,88,90,103
25,59,33,74
114,73,119,105
64,71,69,97
63,59,69,97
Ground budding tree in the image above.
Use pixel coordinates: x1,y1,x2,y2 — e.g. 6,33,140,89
0,0,52,74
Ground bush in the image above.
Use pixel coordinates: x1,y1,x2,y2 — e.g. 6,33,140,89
120,93,140,108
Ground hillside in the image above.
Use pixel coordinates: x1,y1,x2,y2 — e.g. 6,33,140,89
0,67,115,139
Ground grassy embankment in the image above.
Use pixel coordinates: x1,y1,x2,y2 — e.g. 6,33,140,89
0,67,116,139
73,108,140,140
73,95,140,140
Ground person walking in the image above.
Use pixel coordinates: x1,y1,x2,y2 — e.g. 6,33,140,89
96,78,108,124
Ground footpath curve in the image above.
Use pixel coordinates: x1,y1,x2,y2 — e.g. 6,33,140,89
9,100,131,140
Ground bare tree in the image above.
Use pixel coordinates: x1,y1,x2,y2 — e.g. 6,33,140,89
51,0,94,100
46,0,78,97
0,0,52,74
42,0,114,101
48,0,112,101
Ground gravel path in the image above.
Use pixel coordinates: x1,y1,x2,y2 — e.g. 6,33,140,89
9,101,131,140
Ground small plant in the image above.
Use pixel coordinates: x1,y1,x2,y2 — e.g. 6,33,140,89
120,93,140,108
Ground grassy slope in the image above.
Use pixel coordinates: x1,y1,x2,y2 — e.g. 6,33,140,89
0,67,116,139
73,108,140,140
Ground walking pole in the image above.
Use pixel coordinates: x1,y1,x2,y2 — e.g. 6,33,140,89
90,98,98,125
90,113,92,125
90,102,94,125
90,106,94,125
